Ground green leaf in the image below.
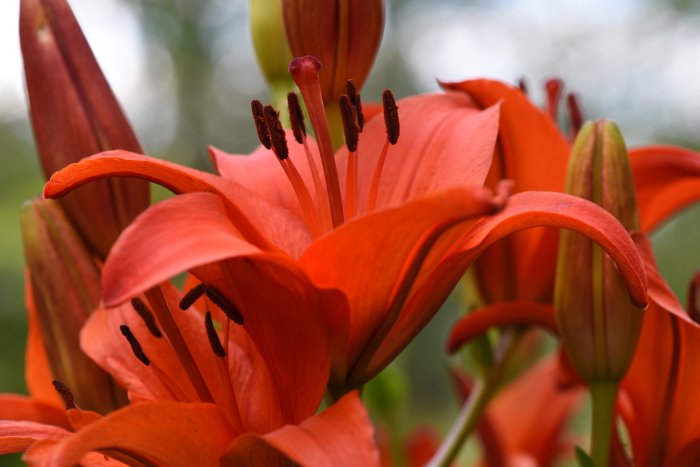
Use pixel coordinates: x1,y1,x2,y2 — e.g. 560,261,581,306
575,445,597,467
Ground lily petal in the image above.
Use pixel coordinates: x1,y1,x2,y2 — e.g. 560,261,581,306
209,131,324,219
369,191,648,377
23,402,235,467
0,421,69,454
221,391,379,467
629,146,700,232
447,301,557,354
101,192,263,306
336,94,500,211
44,151,310,254
299,185,505,379
0,395,68,429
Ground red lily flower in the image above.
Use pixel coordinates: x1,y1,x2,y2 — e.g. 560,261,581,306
12,281,378,465
44,58,648,393
615,272,700,467
442,79,700,310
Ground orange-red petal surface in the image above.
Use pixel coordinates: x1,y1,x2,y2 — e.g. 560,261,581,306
629,146,700,232
221,391,379,467
23,402,235,467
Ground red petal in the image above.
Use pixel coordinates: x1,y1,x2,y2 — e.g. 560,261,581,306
44,151,310,255
23,276,63,408
336,93,499,211
441,79,571,305
22,402,235,466
0,395,68,429
101,192,263,306
300,185,505,383
447,302,557,353
369,191,648,377
629,146,700,232
209,131,324,220
221,391,379,467
0,421,69,454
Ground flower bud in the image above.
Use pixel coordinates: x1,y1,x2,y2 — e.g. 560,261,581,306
21,198,124,414
20,0,149,258
555,120,645,383
282,0,384,102
250,0,294,111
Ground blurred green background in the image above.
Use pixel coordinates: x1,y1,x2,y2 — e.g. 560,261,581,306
2,0,700,465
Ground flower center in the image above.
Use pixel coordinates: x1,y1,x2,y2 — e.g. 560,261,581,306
251,55,400,238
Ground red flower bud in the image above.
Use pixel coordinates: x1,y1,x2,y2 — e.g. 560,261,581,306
282,0,384,102
20,0,149,258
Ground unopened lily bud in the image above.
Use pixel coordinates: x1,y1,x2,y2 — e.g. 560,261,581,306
20,0,149,258
282,0,384,102
21,199,123,414
250,0,294,111
555,120,645,383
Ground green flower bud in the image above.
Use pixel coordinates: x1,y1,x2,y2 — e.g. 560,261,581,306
555,120,645,383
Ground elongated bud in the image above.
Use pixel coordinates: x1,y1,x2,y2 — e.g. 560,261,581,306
282,0,384,102
555,120,645,383
250,0,294,112
20,0,149,258
21,198,124,413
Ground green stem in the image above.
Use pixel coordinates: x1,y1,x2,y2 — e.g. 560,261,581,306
428,330,522,467
590,381,618,467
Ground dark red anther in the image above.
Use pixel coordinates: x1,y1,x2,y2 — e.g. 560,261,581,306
339,94,359,152
287,92,307,144
517,77,528,95
251,100,271,150
382,89,400,145
179,283,207,310
204,312,226,358
205,287,244,325
263,105,289,160
131,297,163,338
566,93,584,137
346,80,364,131
120,324,150,366
52,380,76,409
544,78,563,121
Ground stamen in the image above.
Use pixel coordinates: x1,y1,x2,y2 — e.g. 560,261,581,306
382,89,400,145
180,283,207,310
340,94,359,218
287,92,307,144
366,90,400,211
263,105,289,160
339,94,359,151
251,100,271,149
120,324,150,366
566,93,583,137
205,287,244,325
264,103,323,236
144,287,214,403
544,78,563,121
346,80,364,131
204,312,226,358
131,298,163,338
517,77,528,95
288,92,332,231
51,380,76,409
289,56,345,227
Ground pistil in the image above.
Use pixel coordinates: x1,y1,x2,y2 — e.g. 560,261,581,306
289,56,345,227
